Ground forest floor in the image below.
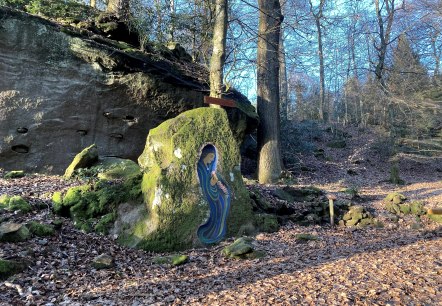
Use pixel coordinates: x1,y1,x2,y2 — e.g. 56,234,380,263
0,124,441,305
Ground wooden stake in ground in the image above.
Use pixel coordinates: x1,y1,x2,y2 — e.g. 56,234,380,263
427,208,442,215
327,194,337,226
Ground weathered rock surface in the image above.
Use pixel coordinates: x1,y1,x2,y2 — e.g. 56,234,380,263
113,107,255,252
92,253,114,269
0,7,257,174
0,223,30,242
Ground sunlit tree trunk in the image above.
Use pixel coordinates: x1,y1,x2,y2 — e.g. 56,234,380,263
257,0,284,184
90,0,96,9
209,0,228,105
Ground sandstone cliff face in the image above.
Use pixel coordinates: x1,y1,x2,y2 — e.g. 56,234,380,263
0,7,256,173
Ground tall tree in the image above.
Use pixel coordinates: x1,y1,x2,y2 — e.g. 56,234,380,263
308,0,326,121
373,0,397,89
209,0,228,101
279,0,289,121
257,0,284,184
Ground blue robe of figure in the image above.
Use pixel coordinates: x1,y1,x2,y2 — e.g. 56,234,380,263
197,145,231,244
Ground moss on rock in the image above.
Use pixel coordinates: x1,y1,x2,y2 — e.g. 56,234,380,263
0,258,28,280
222,237,255,258
64,144,99,179
97,159,141,181
28,221,55,237
4,170,25,179
94,212,117,234
153,254,189,266
127,107,255,252
0,195,31,213
0,223,30,242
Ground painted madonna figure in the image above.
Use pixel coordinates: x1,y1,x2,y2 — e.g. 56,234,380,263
197,144,231,244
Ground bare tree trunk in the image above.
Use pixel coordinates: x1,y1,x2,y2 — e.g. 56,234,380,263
295,82,304,121
279,0,288,121
430,29,441,77
309,0,326,121
209,0,228,104
90,0,96,9
257,0,284,184
168,0,176,41
107,0,130,19
374,0,395,89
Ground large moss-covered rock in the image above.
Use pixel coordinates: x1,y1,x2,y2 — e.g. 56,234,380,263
114,108,255,252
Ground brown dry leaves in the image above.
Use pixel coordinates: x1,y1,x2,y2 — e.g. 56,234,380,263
1,124,442,305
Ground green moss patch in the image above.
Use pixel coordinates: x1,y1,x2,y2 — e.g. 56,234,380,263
97,159,141,181
94,212,117,234
0,195,31,213
53,173,142,235
153,254,189,266
428,214,442,224
0,258,28,280
4,170,25,179
28,221,55,237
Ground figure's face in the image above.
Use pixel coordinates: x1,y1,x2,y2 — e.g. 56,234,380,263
205,153,215,163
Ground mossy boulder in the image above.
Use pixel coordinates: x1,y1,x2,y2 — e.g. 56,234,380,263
0,258,28,280
4,170,25,179
64,144,99,179
117,107,255,252
222,237,254,257
384,192,406,205
340,205,374,227
409,201,426,216
0,223,30,242
384,192,407,214
0,195,32,213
